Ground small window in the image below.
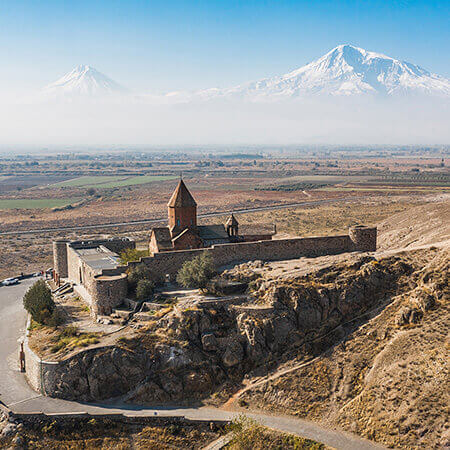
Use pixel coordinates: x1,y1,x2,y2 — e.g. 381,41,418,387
177,219,180,226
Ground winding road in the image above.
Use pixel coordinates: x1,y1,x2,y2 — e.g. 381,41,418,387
0,278,386,449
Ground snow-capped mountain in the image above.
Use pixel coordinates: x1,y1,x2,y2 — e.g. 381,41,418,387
189,44,450,100
43,65,127,97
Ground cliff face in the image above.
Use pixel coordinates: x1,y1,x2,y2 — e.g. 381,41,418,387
44,254,413,404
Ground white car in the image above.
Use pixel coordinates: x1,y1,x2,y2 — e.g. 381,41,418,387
2,278,19,286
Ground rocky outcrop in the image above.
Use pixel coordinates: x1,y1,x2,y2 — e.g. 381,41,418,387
41,255,413,403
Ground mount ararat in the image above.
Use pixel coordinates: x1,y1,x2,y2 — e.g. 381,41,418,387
42,45,450,101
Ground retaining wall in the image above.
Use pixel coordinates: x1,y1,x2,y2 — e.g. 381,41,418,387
23,318,59,396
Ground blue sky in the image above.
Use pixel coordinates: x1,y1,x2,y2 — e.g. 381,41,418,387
0,0,449,93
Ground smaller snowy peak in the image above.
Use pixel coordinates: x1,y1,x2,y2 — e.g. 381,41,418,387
43,65,128,97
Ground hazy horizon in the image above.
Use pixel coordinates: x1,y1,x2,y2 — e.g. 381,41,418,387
1,1,448,148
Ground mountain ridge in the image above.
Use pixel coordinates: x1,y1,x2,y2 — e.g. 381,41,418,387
189,44,450,100
41,45,450,100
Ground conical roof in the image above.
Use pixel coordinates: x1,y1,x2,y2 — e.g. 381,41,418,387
226,213,238,226
167,179,197,208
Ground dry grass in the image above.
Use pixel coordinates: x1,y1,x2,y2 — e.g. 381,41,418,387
237,247,449,449
226,415,327,449
28,323,102,359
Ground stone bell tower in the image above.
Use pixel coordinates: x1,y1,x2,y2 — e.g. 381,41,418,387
167,179,197,236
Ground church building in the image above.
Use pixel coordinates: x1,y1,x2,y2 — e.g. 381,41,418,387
149,179,275,254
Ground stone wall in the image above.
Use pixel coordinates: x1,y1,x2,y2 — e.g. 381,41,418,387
67,246,84,285
349,225,377,252
68,238,135,254
60,227,376,316
90,274,128,315
53,240,69,279
23,318,59,395
72,263,128,316
126,232,363,280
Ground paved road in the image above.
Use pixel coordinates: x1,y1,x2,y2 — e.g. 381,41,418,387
0,196,367,236
0,278,386,449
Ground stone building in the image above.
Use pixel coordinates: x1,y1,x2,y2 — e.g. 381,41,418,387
149,179,275,254
53,238,134,315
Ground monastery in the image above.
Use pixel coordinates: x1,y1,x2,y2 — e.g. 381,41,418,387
53,180,377,317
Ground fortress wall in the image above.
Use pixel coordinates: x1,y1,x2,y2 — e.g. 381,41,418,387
349,225,377,252
131,233,358,280
101,239,136,254
23,341,59,396
68,238,135,252
80,227,375,313
67,246,84,284
90,274,128,316
211,234,353,267
73,263,127,316
52,240,69,279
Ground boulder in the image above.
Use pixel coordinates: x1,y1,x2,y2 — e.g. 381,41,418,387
201,333,218,352
222,340,244,367
396,307,423,326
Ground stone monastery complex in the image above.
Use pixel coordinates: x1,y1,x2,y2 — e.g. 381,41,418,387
53,179,377,317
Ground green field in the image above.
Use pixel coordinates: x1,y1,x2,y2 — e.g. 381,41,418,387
91,175,178,188
51,176,127,187
51,175,178,189
0,198,81,210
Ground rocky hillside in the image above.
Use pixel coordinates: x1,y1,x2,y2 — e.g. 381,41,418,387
28,199,448,449
234,247,449,449
44,251,417,405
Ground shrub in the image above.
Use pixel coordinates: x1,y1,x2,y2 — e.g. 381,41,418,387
127,263,152,292
136,279,155,300
23,280,56,325
176,252,215,289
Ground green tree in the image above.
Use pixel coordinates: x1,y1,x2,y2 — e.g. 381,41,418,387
136,279,155,300
127,263,152,292
176,252,215,289
23,280,55,324
120,248,149,264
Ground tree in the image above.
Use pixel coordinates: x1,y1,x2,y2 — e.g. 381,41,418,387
136,279,154,300
127,263,152,291
23,280,55,324
120,248,150,264
176,252,215,289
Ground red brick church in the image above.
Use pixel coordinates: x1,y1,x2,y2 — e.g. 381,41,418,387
149,179,275,253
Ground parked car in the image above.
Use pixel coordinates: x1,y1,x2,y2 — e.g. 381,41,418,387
2,277,19,286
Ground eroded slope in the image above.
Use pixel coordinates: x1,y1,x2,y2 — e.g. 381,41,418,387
235,247,449,449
